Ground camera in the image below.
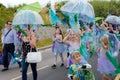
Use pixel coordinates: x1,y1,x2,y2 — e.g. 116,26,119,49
81,65,87,69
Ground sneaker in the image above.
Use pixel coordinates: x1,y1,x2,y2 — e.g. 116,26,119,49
20,69,22,72
60,63,64,67
66,66,69,69
51,64,56,69
1,68,8,72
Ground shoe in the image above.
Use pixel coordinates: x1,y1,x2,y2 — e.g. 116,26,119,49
66,66,69,69
51,64,56,69
60,63,64,67
20,69,22,72
1,68,8,72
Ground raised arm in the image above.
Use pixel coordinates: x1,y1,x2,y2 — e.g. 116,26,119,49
63,33,70,44
75,22,82,36
30,34,37,48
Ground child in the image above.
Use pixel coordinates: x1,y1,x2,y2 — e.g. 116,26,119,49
51,27,65,69
68,51,94,80
63,29,81,68
97,35,116,80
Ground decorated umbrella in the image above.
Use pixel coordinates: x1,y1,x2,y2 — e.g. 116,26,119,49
12,10,44,40
12,10,44,26
60,0,95,34
95,17,102,22
105,15,120,25
61,0,95,23
15,2,41,15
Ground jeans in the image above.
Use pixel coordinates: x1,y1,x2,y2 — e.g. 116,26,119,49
22,56,37,80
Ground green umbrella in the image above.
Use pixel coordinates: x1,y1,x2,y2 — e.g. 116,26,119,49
15,2,41,15
95,17,102,22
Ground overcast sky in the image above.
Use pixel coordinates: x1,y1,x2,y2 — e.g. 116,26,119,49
0,0,115,8
0,0,70,8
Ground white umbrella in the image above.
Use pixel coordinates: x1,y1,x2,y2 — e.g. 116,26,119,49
12,10,44,25
105,15,120,25
61,0,95,18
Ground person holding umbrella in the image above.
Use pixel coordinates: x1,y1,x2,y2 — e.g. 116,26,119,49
21,25,37,80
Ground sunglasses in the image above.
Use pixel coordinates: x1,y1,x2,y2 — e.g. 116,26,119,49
8,24,12,25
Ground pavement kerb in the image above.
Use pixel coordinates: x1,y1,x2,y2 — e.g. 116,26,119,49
37,45,52,51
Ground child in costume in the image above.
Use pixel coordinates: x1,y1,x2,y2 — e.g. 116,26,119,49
97,35,116,80
51,27,65,69
63,29,85,68
68,51,95,80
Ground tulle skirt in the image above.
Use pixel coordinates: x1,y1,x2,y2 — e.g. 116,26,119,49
97,57,116,74
52,42,66,54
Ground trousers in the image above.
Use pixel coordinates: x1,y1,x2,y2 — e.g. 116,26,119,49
3,43,14,68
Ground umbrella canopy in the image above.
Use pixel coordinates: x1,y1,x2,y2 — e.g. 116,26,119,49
15,2,41,15
61,0,95,18
105,15,120,25
61,0,95,24
12,10,44,25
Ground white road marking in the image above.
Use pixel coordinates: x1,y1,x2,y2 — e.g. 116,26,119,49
11,65,49,80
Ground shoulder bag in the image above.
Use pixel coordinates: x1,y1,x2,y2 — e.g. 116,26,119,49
26,49,42,63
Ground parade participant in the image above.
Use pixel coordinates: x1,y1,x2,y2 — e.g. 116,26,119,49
97,35,116,80
63,29,81,68
68,51,94,80
51,27,65,69
63,29,87,68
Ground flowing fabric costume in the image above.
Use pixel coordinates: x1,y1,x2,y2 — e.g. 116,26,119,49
52,36,65,65
68,62,95,80
52,41,65,54
67,41,88,67
97,47,116,74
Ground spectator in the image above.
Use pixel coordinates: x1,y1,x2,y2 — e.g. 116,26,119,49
2,21,21,72
21,27,37,80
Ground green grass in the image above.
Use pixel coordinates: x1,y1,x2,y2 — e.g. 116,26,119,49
36,38,53,48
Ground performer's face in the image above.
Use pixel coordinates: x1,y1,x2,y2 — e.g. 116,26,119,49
73,53,81,63
7,22,12,28
55,28,60,34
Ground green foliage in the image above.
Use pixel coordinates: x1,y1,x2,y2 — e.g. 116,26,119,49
74,14,78,22
90,0,120,17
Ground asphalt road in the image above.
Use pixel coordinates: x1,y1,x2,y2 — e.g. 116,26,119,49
0,48,116,80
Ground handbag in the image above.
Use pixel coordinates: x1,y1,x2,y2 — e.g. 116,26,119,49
26,50,42,63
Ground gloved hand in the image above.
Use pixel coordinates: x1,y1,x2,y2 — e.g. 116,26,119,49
82,64,92,69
